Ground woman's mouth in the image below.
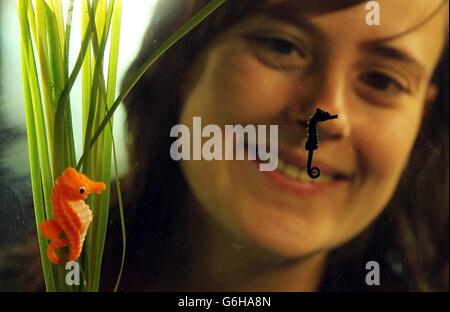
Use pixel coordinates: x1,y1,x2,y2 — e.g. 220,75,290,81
276,158,334,182
249,146,352,197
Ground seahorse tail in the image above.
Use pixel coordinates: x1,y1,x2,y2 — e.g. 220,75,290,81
68,239,82,262
47,239,70,265
308,166,320,179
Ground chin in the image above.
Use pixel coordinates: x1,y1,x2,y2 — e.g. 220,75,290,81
233,200,332,259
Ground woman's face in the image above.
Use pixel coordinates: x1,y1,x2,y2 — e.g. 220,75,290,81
179,0,447,257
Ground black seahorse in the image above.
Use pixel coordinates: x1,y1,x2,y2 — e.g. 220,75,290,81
304,108,338,179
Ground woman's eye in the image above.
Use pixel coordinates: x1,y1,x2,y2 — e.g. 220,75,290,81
247,35,309,69
359,71,408,93
257,37,299,55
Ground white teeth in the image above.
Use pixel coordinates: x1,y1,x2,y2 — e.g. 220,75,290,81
298,169,311,181
277,158,333,182
285,163,298,178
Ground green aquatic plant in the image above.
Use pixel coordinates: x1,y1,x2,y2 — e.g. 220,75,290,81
18,0,226,292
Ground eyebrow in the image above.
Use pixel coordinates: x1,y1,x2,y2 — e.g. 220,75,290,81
260,9,328,40
260,10,428,77
360,42,426,76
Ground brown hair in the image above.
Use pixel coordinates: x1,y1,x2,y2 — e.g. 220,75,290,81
113,0,448,291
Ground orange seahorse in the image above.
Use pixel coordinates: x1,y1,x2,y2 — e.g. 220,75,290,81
39,167,106,265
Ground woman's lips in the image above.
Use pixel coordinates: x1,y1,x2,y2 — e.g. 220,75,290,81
277,146,353,180
246,145,352,197
256,159,350,197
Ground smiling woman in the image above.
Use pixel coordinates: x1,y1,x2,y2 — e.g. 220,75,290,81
109,0,448,291
2,0,447,292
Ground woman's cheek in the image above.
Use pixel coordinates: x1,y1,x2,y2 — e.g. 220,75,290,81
354,106,422,187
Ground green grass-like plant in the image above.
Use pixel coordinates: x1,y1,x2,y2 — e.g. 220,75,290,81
18,0,226,291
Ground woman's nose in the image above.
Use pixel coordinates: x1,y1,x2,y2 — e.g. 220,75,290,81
293,63,352,141
316,108,351,141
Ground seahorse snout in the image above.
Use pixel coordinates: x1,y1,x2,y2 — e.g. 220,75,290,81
87,181,106,194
